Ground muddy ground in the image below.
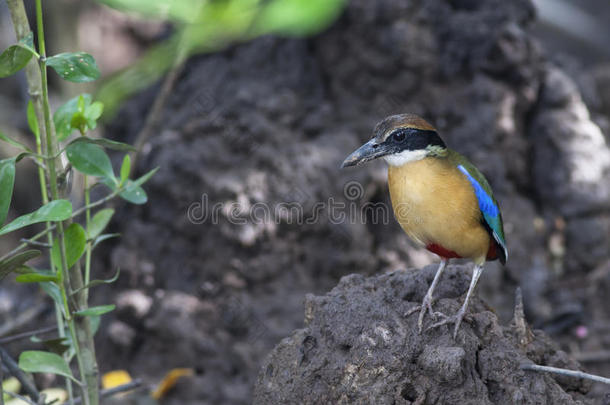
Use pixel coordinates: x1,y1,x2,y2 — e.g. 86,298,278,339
254,265,592,404
2,0,610,403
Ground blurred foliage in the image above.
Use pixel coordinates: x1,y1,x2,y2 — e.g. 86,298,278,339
95,0,347,117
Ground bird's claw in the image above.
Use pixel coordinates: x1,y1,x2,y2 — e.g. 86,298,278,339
404,305,421,317
426,310,469,339
405,295,446,333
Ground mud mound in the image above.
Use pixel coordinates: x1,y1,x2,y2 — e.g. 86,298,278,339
254,265,591,404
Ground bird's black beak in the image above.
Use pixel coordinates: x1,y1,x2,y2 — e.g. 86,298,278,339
341,138,387,168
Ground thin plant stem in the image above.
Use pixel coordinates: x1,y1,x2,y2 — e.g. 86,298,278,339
4,3,70,401
0,325,57,343
34,0,98,403
521,363,610,385
132,29,188,170
72,189,120,218
83,176,92,300
18,238,51,248
2,391,37,405
72,379,143,404
0,225,55,261
32,109,53,254
4,1,84,403
0,227,53,262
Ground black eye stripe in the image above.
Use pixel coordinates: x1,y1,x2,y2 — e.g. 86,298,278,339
386,128,445,150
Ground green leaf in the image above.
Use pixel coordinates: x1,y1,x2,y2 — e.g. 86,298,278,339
54,94,91,140
90,315,101,335
74,304,115,317
19,350,76,381
27,100,40,137
0,131,32,152
131,167,159,188
0,157,16,225
15,151,44,163
87,208,114,240
65,136,136,152
0,43,34,78
46,52,100,83
16,270,58,283
120,167,158,204
13,264,36,274
77,94,86,113
253,0,347,36
92,233,121,249
15,32,37,56
84,101,104,129
118,182,147,204
54,94,104,137
0,200,72,236
70,95,89,134
96,0,198,22
41,282,64,310
64,223,86,267
0,250,41,280
51,223,86,269
73,268,120,294
120,155,131,185
102,167,157,205
38,337,71,356
66,141,115,180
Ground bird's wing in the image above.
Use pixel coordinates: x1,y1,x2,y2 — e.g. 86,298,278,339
452,156,508,263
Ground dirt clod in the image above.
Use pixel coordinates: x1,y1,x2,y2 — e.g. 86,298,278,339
254,265,591,404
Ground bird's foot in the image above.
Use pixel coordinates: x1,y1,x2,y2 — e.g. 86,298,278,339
405,294,446,333
426,306,469,339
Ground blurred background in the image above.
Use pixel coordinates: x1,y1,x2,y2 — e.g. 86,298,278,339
1,0,609,403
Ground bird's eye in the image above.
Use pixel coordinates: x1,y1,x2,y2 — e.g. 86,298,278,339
392,131,406,142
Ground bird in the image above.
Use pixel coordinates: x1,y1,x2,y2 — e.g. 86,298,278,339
341,113,507,338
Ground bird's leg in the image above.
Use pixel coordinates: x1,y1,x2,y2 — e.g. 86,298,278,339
427,264,483,338
405,259,448,332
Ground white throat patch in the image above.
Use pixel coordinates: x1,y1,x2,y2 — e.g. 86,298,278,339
383,149,428,167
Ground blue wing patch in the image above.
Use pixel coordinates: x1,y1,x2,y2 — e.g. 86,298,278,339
457,164,507,262
457,165,498,217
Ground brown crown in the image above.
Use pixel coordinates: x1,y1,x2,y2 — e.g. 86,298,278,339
373,114,436,139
